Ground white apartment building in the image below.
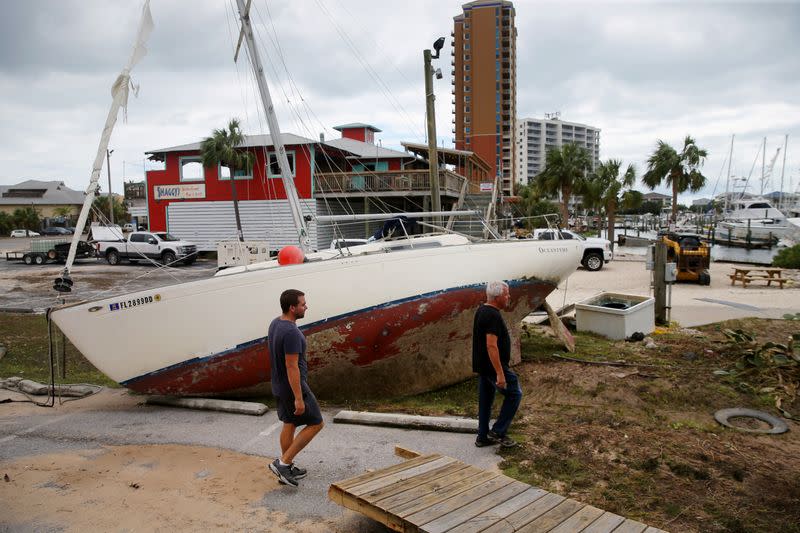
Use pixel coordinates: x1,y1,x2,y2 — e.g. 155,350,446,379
516,117,601,185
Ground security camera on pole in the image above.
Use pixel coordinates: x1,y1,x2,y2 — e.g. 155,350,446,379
424,37,445,228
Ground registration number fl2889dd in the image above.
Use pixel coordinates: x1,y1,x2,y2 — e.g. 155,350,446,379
109,294,160,312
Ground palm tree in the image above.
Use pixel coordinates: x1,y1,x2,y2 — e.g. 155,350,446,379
91,195,128,225
53,206,74,220
201,119,254,242
593,160,637,244
534,143,592,226
642,136,708,223
515,183,560,229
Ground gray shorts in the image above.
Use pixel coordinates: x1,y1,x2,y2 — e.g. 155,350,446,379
275,384,323,426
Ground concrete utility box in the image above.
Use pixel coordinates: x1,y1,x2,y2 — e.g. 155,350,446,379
575,292,655,340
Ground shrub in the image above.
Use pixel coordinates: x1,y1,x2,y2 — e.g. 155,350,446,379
12,206,41,232
0,212,13,236
773,244,800,269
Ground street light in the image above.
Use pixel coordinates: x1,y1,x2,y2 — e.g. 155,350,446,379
106,149,115,225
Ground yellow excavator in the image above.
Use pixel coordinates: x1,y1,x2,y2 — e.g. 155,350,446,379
661,232,711,285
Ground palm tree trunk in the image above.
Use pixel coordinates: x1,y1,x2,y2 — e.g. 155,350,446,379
229,171,244,242
607,204,616,245
671,180,678,224
560,185,570,228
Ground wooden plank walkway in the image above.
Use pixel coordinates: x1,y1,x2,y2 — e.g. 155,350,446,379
329,452,668,533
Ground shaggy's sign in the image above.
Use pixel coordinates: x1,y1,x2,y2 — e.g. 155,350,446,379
154,184,206,200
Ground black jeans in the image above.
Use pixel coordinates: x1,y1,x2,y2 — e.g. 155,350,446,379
477,368,522,439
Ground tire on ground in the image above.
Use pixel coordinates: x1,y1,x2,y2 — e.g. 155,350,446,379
714,408,788,434
162,250,177,265
583,251,604,272
106,249,120,265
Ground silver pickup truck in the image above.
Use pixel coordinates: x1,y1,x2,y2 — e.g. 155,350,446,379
96,230,197,266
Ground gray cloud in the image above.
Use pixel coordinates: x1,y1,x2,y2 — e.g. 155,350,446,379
1,0,798,203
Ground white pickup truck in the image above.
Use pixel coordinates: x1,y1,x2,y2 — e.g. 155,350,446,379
96,230,198,266
532,228,613,271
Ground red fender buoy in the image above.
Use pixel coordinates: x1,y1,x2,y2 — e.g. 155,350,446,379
277,245,304,265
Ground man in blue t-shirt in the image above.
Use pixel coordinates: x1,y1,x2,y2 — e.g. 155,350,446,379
267,289,324,487
472,281,522,448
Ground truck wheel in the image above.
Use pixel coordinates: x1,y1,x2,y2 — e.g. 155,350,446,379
23,254,34,265
583,252,604,272
162,250,177,266
106,250,120,265
34,254,45,265
47,249,58,260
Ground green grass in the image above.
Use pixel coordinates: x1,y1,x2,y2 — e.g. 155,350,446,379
0,313,116,387
337,377,479,417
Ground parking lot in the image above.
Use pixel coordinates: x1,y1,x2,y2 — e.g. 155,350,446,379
0,236,214,312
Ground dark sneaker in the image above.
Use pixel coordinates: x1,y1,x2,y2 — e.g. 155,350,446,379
475,434,499,447
290,463,307,480
269,459,298,487
489,430,518,448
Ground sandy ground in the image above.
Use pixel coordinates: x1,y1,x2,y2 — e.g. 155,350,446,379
0,444,337,533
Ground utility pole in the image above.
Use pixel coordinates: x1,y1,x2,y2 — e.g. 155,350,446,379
653,242,668,325
424,37,445,228
106,149,115,225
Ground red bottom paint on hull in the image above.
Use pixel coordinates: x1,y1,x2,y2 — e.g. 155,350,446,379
124,280,557,399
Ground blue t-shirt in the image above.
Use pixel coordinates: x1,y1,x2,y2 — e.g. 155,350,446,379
268,318,307,396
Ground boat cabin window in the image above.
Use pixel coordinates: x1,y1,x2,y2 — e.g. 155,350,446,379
748,203,771,209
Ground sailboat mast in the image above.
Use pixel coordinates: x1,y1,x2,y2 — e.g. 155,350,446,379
55,0,154,292
761,137,766,196
234,0,310,251
779,134,788,209
724,134,734,213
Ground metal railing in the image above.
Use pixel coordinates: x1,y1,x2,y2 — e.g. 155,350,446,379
314,169,467,196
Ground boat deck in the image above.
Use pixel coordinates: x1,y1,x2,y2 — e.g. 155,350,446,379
328,450,667,533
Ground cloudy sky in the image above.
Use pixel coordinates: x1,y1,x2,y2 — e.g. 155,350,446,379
1,0,798,204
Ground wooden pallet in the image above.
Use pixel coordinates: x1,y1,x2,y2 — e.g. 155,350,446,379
328,449,668,533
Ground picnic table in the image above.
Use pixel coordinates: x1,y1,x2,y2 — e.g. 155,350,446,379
729,267,786,289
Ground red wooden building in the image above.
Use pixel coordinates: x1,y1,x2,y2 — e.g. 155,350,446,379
144,123,470,251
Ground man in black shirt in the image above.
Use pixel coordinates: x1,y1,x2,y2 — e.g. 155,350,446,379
267,289,324,487
472,281,522,448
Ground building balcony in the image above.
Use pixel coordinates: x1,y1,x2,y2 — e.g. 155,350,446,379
314,169,465,198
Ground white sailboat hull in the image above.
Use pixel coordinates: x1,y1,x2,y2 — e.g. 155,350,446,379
50,238,581,398
718,220,788,241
